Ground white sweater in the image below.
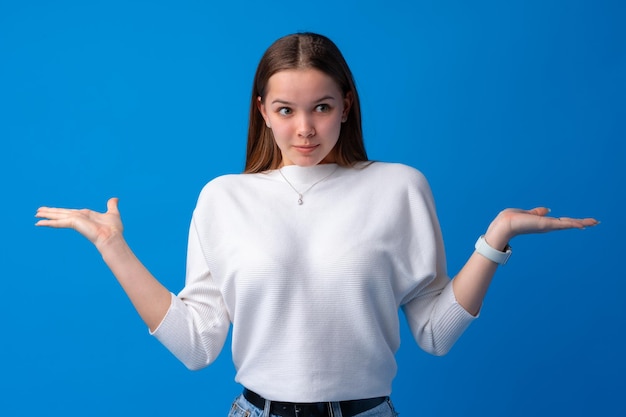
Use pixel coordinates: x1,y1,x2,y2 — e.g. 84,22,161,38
152,162,476,402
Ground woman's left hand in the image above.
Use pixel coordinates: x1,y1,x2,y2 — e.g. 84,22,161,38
484,207,599,249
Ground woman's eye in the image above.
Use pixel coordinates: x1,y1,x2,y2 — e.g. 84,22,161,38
315,104,330,112
278,107,292,116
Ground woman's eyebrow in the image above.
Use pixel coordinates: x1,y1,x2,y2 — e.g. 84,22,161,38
271,96,337,105
271,99,293,105
313,95,336,103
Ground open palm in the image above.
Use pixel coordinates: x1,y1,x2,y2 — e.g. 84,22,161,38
36,197,124,248
490,207,598,242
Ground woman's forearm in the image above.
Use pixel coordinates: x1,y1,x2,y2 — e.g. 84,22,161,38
98,233,172,332
452,214,515,316
452,252,499,317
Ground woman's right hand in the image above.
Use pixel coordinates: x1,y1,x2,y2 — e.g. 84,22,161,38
37,197,172,330
36,197,124,249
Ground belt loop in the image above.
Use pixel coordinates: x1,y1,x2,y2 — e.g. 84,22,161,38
330,401,343,417
262,398,271,417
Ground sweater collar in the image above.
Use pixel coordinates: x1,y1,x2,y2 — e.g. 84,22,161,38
269,163,339,186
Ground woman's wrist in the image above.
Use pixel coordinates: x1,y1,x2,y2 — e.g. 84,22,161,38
484,213,514,251
97,231,130,260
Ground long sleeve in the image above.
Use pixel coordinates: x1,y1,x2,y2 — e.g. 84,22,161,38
398,168,476,356
402,281,475,356
150,216,231,370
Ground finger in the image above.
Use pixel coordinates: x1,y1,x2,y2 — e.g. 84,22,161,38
36,207,94,223
106,197,120,215
35,218,76,228
37,207,76,214
557,217,600,228
539,217,594,231
581,218,600,226
528,207,551,217
35,207,78,217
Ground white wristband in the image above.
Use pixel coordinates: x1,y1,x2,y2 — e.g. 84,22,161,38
475,235,512,265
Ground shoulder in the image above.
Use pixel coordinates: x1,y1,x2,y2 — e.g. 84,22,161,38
201,171,271,190
201,172,246,189
195,172,267,206
357,161,431,191
197,173,235,196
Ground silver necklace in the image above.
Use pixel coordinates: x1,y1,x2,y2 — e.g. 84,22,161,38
278,165,339,205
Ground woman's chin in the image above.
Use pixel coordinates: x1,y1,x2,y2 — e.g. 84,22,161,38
281,153,336,168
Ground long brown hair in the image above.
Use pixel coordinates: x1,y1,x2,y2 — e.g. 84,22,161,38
244,33,368,173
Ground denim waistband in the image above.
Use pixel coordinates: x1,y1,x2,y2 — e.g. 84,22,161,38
243,388,387,417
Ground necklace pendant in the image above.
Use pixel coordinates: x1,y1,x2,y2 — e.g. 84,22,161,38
278,166,338,207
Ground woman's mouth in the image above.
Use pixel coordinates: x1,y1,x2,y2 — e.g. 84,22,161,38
293,144,319,154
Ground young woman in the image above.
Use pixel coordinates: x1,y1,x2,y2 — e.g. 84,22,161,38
35,33,598,417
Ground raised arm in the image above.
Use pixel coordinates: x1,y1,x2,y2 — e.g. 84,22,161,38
453,207,599,316
35,197,171,331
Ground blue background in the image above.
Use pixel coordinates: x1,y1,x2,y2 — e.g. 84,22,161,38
1,0,624,416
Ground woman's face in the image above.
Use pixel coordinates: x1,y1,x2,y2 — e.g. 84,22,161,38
258,68,352,167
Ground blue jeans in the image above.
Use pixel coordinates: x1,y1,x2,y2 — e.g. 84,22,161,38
227,393,399,417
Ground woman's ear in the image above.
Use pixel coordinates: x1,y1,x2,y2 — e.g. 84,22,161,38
257,96,271,128
342,91,353,123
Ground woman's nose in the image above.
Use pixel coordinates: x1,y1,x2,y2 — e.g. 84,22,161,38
297,116,315,138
